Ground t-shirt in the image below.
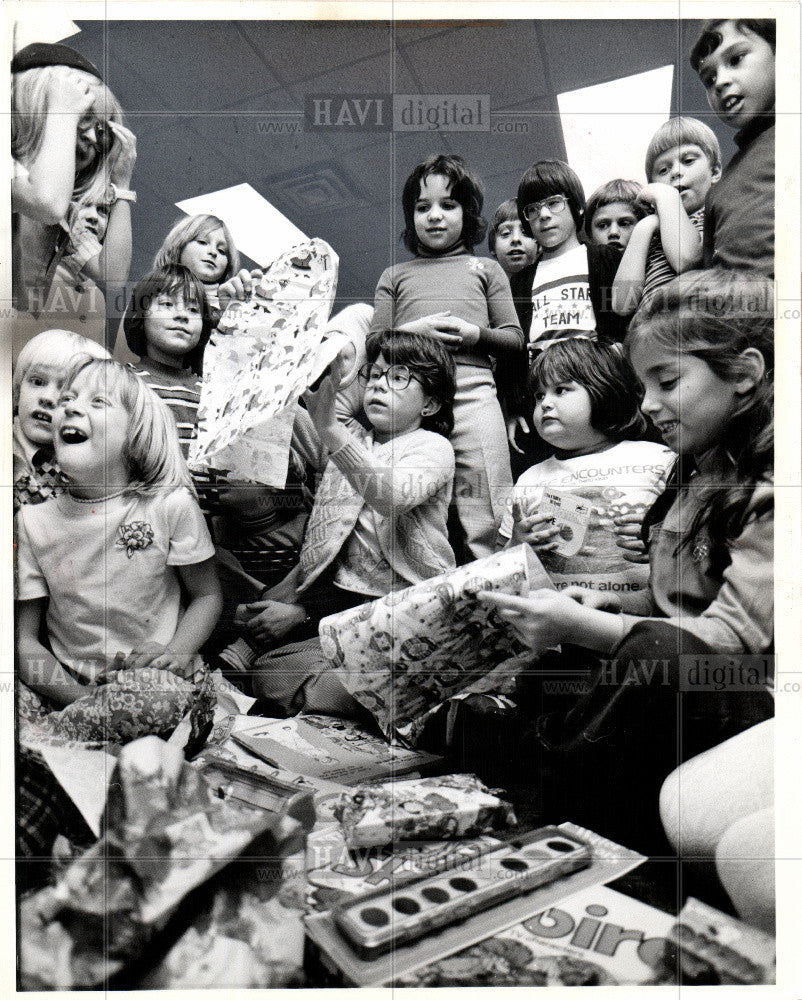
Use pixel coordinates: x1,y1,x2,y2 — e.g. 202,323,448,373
527,244,596,352
128,358,202,460
15,488,215,682
642,208,705,303
503,440,675,613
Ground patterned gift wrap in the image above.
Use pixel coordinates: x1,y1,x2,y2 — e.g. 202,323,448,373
319,544,551,737
333,773,516,849
189,238,344,488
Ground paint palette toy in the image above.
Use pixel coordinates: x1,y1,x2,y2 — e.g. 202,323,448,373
332,826,590,958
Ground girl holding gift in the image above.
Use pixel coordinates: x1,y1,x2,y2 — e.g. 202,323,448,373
480,269,774,848
223,330,457,714
369,154,523,560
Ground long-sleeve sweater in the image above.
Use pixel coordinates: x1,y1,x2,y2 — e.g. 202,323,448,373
369,251,524,367
297,426,456,594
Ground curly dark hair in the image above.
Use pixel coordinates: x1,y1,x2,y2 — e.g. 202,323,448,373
401,154,487,254
364,329,456,437
690,18,776,71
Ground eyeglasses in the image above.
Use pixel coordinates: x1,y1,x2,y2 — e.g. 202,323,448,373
522,195,569,222
357,363,420,390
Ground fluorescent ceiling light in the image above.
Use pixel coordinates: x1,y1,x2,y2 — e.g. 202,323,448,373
176,183,308,268
558,65,674,196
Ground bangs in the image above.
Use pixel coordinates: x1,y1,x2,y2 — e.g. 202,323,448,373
530,347,585,391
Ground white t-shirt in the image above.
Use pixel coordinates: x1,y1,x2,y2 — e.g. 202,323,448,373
16,487,215,682
528,244,597,352
504,440,675,613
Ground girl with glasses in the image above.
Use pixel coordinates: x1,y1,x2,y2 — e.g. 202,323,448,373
500,160,628,465
220,331,458,716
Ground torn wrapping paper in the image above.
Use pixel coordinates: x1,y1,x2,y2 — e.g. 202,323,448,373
188,238,343,487
18,736,306,990
333,773,516,849
319,544,552,737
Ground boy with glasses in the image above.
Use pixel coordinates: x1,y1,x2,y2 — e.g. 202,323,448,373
501,161,626,456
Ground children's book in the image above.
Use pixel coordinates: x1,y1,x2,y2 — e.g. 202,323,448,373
230,713,441,785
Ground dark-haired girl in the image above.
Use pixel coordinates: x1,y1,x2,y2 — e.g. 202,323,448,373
481,270,774,848
123,263,214,459
231,330,458,714
505,339,674,613
369,154,523,560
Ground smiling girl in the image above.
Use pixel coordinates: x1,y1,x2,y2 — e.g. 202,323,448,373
480,270,774,846
124,264,214,459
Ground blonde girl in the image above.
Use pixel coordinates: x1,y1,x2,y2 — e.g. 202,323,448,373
16,357,222,706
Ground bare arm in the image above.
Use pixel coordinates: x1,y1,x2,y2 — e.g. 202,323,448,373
16,599,87,707
612,214,659,314
647,184,703,273
12,73,94,225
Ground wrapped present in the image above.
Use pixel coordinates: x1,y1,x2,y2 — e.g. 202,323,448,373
18,737,307,989
319,543,552,738
667,897,775,984
189,238,343,487
333,773,516,849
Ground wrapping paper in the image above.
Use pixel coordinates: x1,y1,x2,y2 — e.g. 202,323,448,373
18,736,304,989
333,773,516,849
319,544,551,736
189,238,342,487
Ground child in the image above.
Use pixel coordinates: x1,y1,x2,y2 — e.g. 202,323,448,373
505,339,674,614
612,118,721,314
16,356,222,707
13,329,110,512
124,263,214,459
584,179,645,250
225,330,457,715
11,42,135,320
481,269,773,846
370,154,522,560
487,199,539,277
153,213,240,320
503,160,627,456
690,19,775,275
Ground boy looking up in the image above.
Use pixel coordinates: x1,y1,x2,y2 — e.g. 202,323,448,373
691,18,775,275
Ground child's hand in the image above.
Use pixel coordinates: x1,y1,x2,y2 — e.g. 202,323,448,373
402,312,463,350
123,643,195,677
218,268,264,308
512,509,561,551
49,70,96,118
506,415,529,453
636,184,680,215
437,315,481,348
613,511,649,563
477,588,577,655
560,585,623,613
303,355,343,435
107,121,137,186
237,600,307,644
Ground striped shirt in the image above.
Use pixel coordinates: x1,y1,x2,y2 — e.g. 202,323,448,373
128,358,201,459
642,208,704,304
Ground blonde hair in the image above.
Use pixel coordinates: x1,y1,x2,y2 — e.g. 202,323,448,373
60,357,195,498
645,117,722,179
13,329,109,409
12,65,124,198
153,214,239,283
